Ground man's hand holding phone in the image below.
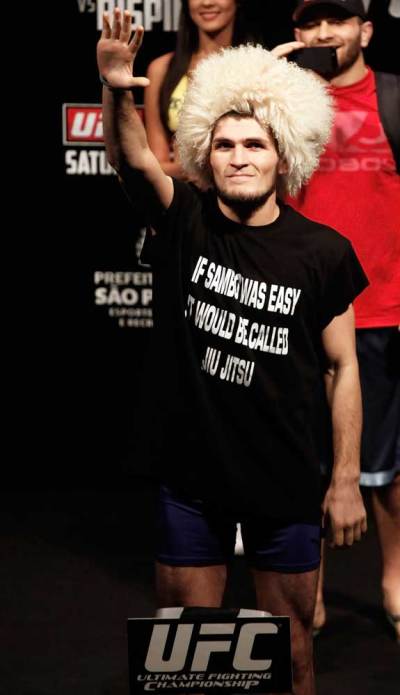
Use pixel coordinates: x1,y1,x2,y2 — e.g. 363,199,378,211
271,42,338,80
289,46,338,78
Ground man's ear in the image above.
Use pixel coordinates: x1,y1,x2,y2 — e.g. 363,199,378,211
294,27,302,42
360,20,373,48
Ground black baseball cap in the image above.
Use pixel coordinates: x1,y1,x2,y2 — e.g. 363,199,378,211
293,1,367,24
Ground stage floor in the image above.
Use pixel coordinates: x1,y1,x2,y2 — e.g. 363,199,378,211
1,489,399,695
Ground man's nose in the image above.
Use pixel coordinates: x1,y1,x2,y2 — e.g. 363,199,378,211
230,145,248,167
316,20,334,41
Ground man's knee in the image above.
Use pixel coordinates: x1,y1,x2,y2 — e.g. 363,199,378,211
374,473,400,516
156,562,227,607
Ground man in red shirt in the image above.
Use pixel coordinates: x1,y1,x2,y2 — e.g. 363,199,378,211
290,0,400,641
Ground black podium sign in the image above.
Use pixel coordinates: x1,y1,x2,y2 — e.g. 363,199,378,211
127,610,292,693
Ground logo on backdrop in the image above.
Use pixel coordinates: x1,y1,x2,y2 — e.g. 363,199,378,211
94,268,153,328
95,0,182,31
62,103,144,176
127,614,291,693
63,105,104,146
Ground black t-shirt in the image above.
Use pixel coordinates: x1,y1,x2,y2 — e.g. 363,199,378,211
137,180,368,523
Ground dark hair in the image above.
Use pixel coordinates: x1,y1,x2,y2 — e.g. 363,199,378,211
159,0,258,135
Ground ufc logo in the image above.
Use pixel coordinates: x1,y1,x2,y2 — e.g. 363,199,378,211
144,622,277,673
62,104,144,145
69,109,103,140
63,105,103,145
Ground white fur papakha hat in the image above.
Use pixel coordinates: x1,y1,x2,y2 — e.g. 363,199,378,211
176,44,333,196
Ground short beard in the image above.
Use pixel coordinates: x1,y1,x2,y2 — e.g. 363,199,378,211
214,181,277,222
336,36,362,76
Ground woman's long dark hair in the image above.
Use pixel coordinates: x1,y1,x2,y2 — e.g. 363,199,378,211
159,0,258,135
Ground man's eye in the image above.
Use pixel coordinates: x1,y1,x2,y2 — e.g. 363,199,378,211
215,142,231,149
300,18,345,29
247,142,263,149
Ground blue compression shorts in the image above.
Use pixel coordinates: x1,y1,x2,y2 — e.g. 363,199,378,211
157,486,322,573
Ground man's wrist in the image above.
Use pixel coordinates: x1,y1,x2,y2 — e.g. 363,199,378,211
99,74,130,92
330,471,360,487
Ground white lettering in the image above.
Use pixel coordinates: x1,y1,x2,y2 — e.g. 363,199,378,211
192,256,208,284
145,624,194,672
202,347,221,375
219,354,255,387
71,112,100,138
94,271,152,285
267,284,301,315
233,624,276,671
65,150,116,175
191,624,235,672
77,0,96,13
95,286,151,306
96,0,181,31
319,156,396,173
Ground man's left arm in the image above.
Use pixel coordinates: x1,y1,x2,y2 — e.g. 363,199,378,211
321,304,368,548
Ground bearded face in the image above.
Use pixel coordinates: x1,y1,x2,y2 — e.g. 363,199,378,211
209,116,286,219
295,11,372,78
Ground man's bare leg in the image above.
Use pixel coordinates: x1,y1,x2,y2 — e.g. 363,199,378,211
252,567,319,695
155,564,227,695
156,563,227,607
372,472,400,642
313,541,326,634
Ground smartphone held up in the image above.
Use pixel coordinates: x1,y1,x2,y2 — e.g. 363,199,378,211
289,46,338,78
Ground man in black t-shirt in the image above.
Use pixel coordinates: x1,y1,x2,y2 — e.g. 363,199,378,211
97,10,368,695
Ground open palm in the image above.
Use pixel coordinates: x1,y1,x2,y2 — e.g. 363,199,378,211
97,8,149,90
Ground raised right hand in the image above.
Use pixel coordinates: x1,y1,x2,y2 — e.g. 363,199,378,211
96,8,150,89
271,40,305,59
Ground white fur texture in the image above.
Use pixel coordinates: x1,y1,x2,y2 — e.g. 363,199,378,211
176,44,333,196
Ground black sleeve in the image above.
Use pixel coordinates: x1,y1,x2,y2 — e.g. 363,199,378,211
118,163,167,224
319,241,369,329
140,178,201,267
375,72,400,174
